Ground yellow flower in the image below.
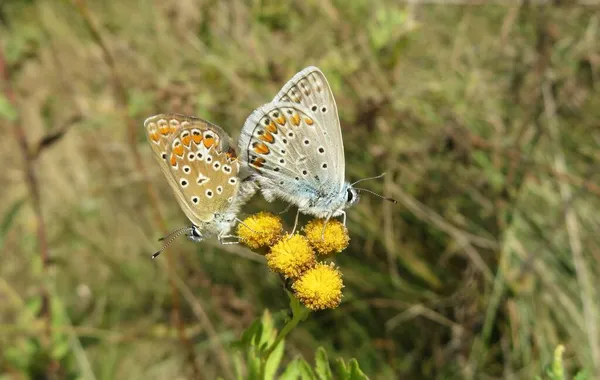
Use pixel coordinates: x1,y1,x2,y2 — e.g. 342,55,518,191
302,219,349,256
237,212,283,250
292,263,344,311
266,234,316,279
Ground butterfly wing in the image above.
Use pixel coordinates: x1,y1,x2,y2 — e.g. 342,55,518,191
238,101,340,211
145,114,241,226
272,66,345,188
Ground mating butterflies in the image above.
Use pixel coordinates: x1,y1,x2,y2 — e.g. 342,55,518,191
144,114,254,256
238,66,361,224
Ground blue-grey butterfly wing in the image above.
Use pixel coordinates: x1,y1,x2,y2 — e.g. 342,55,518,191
238,102,340,208
272,66,345,189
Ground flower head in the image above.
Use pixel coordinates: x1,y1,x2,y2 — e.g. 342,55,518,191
303,219,349,256
266,234,316,279
292,262,344,311
237,212,283,250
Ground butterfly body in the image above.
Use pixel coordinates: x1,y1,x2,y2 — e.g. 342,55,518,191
144,113,254,244
239,67,359,221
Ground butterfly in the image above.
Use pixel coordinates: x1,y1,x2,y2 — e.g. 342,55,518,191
238,66,395,229
144,113,255,257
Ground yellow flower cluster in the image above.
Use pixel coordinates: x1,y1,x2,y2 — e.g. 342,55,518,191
236,212,283,250
237,213,349,311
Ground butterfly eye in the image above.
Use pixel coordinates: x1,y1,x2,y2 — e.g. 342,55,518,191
347,189,353,202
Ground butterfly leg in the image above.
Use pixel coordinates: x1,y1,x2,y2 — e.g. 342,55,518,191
218,234,240,245
289,208,300,236
321,214,333,241
341,211,347,226
278,203,293,215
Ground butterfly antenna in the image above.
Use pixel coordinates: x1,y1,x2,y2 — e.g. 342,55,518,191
355,187,397,204
158,226,191,242
351,173,387,186
152,227,192,259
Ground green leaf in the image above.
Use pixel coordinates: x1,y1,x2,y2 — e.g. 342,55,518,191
347,359,369,380
234,318,261,349
264,335,285,380
246,351,261,380
315,347,333,380
333,358,350,380
257,310,276,352
232,352,245,380
280,357,317,380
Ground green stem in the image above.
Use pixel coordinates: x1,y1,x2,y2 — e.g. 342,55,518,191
259,305,310,379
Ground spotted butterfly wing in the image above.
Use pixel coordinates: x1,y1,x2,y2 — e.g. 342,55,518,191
238,101,346,217
144,114,242,228
271,66,345,188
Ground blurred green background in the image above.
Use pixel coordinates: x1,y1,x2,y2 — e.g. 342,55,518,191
2,0,599,379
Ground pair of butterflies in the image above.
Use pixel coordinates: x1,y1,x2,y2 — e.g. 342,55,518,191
144,66,391,257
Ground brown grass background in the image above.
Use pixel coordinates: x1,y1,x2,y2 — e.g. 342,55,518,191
1,1,600,379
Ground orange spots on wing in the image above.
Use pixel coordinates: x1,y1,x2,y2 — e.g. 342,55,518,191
253,142,270,155
170,154,177,166
266,121,278,134
160,124,171,135
192,131,203,144
181,134,192,146
259,131,275,144
251,157,266,168
276,116,286,126
169,125,177,133
291,114,301,126
304,117,314,126
172,144,184,157
150,131,160,142
203,136,215,149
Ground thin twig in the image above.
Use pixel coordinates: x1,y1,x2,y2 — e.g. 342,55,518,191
29,113,82,160
1,48,59,376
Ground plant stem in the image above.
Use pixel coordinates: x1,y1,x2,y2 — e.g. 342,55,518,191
259,305,310,379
